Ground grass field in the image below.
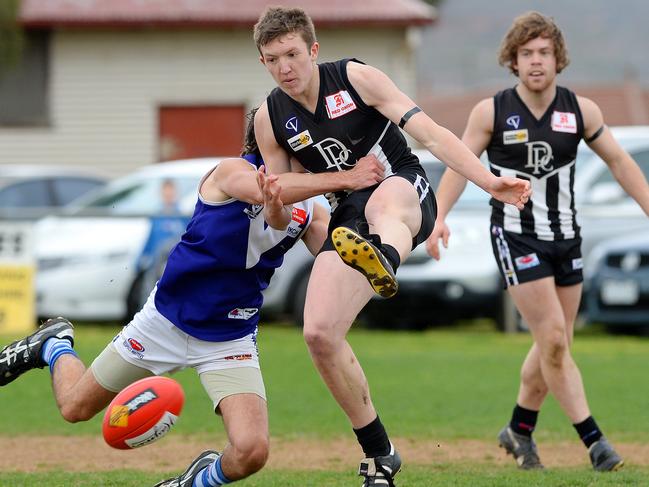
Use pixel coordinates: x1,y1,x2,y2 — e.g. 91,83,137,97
1,321,648,486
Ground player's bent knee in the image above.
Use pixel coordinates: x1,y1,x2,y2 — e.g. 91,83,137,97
539,334,569,369
60,400,99,423
303,328,335,356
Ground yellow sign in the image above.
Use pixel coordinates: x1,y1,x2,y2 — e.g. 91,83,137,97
0,223,35,334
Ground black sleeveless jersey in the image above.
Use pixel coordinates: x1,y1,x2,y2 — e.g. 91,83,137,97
266,58,421,209
487,86,584,241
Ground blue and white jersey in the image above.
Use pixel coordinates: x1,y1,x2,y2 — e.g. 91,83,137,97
154,154,314,342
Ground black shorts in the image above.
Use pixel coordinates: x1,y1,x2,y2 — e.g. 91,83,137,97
490,224,583,288
320,165,437,252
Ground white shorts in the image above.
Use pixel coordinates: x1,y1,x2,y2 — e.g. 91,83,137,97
91,289,266,408
111,289,262,376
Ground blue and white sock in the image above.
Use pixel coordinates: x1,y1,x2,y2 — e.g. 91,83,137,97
193,455,232,486
41,337,77,373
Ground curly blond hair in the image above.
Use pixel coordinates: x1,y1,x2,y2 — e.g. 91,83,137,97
498,11,569,76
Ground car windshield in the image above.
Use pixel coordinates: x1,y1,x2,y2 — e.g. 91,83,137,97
67,174,201,216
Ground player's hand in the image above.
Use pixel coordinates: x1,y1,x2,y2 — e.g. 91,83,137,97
425,219,450,260
488,176,531,210
346,154,385,190
257,165,290,229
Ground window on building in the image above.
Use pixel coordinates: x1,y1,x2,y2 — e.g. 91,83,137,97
0,30,50,126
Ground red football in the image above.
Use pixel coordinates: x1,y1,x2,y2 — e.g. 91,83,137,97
102,376,184,449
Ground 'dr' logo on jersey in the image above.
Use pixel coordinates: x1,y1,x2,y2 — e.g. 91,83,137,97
313,138,354,171
525,141,554,175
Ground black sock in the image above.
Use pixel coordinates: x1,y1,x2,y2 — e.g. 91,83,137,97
380,244,401,272
510,404,539,437
364,232,401,272
574,416,603,448
353,415,391,457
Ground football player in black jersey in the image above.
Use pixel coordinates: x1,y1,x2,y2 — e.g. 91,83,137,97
427,11,649,472
252,6,531,486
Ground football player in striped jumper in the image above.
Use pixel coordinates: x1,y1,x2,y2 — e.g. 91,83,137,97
253,6,531,486
426,11,649,472
0,111,385,487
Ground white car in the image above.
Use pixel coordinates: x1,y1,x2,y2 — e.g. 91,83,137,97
35,158,327,322
35,159,214,321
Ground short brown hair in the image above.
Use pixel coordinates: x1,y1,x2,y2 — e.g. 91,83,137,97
253,6,316,53
498,11,569,76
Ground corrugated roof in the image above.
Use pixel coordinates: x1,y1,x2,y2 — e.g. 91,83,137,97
20,0,436,28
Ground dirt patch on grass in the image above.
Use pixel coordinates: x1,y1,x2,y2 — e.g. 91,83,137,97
1,435,648,473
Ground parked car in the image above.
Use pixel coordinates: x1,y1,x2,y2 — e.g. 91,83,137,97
34,158,325,323
584,230,649,330
34,159,211,321
0,165,106,220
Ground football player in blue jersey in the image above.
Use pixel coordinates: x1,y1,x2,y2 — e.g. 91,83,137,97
0,109,385,487
426,12,649,472
252,6,531,486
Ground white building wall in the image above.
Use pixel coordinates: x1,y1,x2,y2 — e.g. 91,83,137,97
0,27,416,176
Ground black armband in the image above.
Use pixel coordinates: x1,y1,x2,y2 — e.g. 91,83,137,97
585,124,605,143
398,106,422,129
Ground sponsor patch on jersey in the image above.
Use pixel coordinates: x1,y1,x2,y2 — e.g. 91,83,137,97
291,207,307,225
244,204,263,220
503,129,529,145
287,225,300,238
288,130,313,152
572,258,583,270
515,253,540,270
324,90,357,119
506,114,521,129
551,111,577,133
228,308,259,320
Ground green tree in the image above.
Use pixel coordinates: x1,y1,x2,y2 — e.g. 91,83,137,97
0,0,24,74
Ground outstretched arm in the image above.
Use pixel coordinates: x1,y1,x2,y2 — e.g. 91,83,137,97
579,97,649,216
346,61,530,209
